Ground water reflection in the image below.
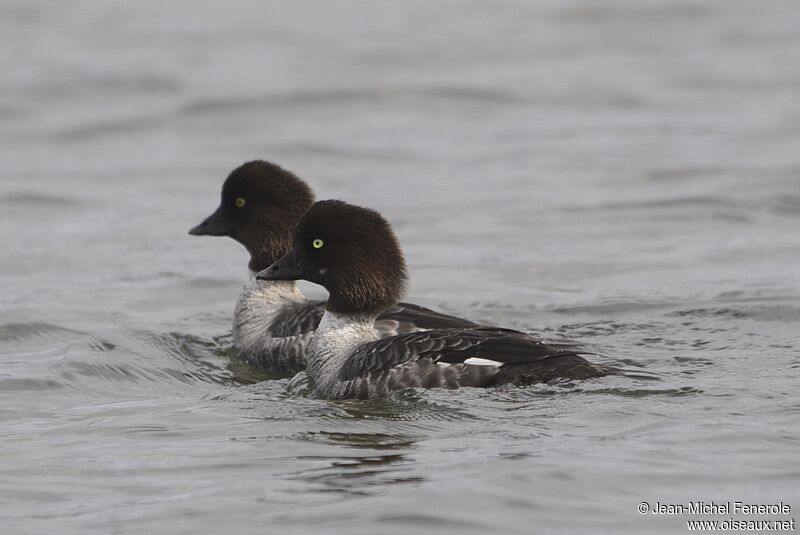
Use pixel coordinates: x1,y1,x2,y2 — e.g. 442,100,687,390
292,432,422,495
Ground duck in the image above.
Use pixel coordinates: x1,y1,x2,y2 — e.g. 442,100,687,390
189,161,478,376
257,199,610,399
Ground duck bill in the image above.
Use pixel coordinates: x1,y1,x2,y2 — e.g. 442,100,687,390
257,250,303,281
189,206,230,236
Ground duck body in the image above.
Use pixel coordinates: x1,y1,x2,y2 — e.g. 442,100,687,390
257,199,609,398
304,310,606,399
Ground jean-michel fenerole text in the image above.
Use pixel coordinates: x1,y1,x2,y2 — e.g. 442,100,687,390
651,501,790,515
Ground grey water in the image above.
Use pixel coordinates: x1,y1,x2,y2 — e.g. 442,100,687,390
2,1,799,533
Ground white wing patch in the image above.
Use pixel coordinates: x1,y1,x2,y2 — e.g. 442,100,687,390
463,357,502,367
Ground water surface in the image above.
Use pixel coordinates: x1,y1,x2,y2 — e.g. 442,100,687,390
2,1,799,533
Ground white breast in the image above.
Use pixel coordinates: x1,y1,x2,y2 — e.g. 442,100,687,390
233,271,306,351
306,311,378,388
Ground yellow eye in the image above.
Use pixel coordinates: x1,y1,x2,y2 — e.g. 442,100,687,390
235,197,246,208
312,238,324,249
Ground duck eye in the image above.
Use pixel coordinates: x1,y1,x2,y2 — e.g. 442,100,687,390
312,238,324,249
235,197,246,208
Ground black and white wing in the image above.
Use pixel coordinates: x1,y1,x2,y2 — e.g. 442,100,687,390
338,327,581,382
